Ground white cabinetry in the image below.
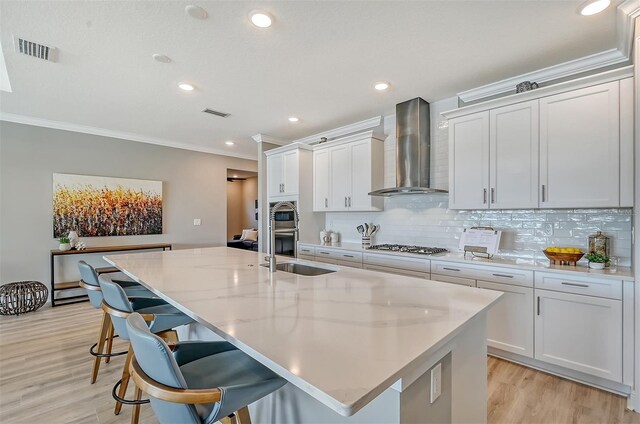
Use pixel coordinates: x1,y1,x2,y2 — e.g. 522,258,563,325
444,69,633,210
363,253,429,279
312,132,384,212
431,261,534,357
477,280,534,357
449,101,539,210
490,100,539,209
535,289,622,382
539,81,620,208
267,149,300,199
313,149,330,211
448,112,489,210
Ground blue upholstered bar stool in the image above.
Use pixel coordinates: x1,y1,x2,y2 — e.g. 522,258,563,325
78,260,158,383
126,312,286,424
99,274,195,418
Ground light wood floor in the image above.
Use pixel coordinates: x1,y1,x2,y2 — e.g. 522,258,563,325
1,302,639,424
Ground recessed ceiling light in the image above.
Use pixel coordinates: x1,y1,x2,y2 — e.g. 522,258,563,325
374,82,390,91
152,54,171,63
250,10,273,28
288,116,299,122
578,0,610,15
225,141,235,146
185,5,208,19
233,174,238,178
178,82,195,91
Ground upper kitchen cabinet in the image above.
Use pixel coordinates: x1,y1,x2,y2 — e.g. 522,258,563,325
266,148,302,199
539,81,619,208
449,100,539,210
312,131,384,212
443,67,633,210
490,100,539,209
448,112,489,209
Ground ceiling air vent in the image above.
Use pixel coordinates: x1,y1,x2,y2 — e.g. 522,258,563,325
202,108,230,118
14,36,57,62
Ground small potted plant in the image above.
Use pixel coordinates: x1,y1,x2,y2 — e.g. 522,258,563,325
585,252,608,269
59,236,71,251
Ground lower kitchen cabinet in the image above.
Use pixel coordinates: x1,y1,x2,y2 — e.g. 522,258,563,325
431,274,475,287
477,280,534,358
534,288,622,382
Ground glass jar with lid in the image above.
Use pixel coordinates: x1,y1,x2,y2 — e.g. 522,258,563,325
588,231,610,258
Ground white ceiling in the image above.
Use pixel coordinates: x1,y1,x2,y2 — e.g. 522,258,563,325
0,1,623,159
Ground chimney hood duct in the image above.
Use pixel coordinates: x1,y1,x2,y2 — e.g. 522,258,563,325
369,97,447,196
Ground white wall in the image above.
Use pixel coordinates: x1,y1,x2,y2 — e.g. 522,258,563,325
326,98,632,266
0,121,258,290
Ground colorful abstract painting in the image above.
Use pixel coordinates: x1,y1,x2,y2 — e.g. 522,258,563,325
53,173,162,237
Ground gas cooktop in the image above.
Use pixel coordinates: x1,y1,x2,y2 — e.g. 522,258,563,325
367,244,448,256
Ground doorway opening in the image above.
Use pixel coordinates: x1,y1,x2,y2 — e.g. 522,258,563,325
226,169,259,251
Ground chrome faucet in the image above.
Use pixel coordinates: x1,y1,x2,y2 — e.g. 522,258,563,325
265,201,299,272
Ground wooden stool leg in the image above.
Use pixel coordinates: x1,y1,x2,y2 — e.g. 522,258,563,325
157,329,179,344
228,413,239,424
105,321,115,364
91,311,111,384
131,385,142,424
237,406,252,424
114,345,133,415
220,417,233,424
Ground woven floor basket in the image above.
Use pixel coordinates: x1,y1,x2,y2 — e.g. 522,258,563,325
0,281,48,315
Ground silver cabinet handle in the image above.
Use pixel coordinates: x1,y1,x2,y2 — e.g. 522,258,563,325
343,255,354,258
491,188,495,203
319,251,330,255
537,296,541,315
345,197,348,207
443,267,460,272
325,198,328,208
348,197,351,207
541,185,546,202
561,282,589,288
483,188,487,204
492,273,513,278
282,183,285,192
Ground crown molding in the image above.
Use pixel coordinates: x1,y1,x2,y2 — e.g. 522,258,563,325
443,65,633,119
457,49,628,103
0,113,258,160
291,116,383,145
251,133,287,145
458,0,638,103
618,0,640,58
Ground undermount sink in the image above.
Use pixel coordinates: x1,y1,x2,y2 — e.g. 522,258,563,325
261,262,336,276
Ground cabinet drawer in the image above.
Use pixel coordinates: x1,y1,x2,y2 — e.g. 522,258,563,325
535,272,622,300
364,264,428,279
431,260,532,287
298,245,316,256
315,248,362,263
363,253,429,273
334,259,362,269
431,274,476,287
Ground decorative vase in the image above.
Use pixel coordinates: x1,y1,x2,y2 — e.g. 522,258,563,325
59,243,71,251
588,262,605,270
68,231,79,248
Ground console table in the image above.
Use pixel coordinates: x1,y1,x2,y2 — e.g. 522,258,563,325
50,243,172,307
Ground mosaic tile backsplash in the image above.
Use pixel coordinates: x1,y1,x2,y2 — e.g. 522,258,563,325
324,101,632,267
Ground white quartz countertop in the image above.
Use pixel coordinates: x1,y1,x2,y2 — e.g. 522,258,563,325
303,242,634,281
105,247,501,416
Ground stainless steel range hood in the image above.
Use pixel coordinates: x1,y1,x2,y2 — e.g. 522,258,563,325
369,97,447,196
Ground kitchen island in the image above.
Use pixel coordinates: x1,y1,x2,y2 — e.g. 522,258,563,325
105,247,501,423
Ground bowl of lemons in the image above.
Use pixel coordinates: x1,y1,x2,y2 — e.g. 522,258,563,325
543,247,584,266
